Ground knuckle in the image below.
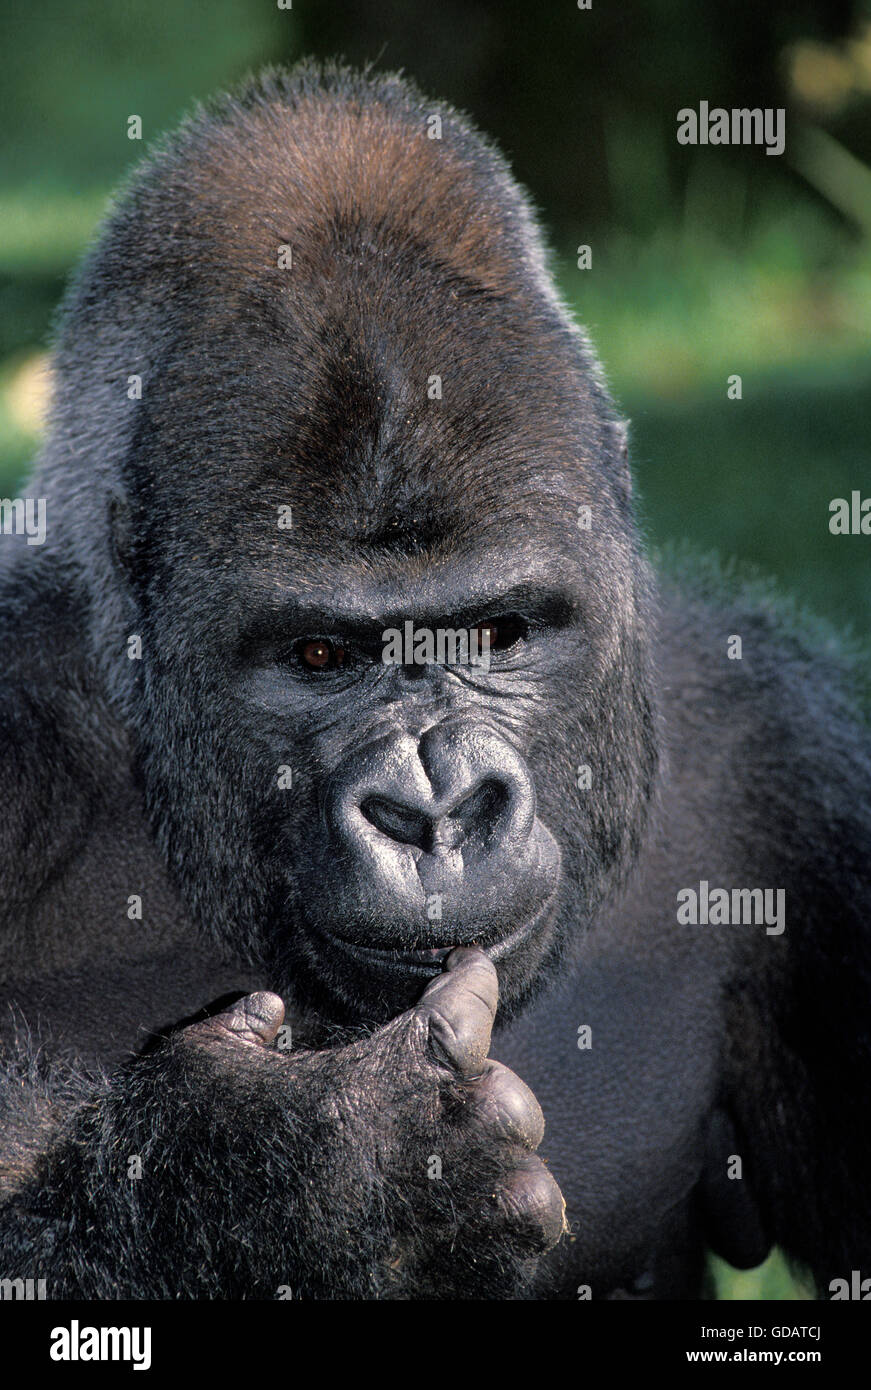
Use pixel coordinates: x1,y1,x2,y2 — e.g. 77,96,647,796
496,1158,566,1251
469,1064,545,1148
421,1003,481,1075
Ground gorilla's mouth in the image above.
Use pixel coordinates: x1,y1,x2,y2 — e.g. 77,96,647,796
318,898,555,978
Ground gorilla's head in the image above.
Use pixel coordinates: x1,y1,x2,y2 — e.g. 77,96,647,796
37,64,659,1026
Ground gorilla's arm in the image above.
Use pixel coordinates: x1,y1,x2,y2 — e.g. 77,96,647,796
727,772,871,1292
0,952,564,1299
679,595,871,1293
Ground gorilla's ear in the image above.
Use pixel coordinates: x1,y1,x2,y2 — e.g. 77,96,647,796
611,418,632,504
108,492,136,582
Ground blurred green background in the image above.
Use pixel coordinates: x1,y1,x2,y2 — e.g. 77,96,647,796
1,0,868,1299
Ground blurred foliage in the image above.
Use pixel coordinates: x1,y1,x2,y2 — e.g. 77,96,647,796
1,0,870,1301
294,0,870,238
0,0,282,193
709,1249,816,1300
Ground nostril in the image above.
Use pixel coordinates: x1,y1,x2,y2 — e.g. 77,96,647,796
357,772,520,854
447,778,509,846
361,795,430,848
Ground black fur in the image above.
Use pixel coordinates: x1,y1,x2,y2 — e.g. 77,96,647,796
0,61,868,1300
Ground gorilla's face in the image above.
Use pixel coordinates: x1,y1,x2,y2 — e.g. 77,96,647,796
121,272,657,1027
233,535,577,1020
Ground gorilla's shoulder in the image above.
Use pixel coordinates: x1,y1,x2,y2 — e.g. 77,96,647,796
0,561,89,691
654,545,870,828
657,543,870,726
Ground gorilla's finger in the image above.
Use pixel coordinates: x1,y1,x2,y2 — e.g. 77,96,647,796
466,1059,546,1149
418,947,498,1077
495,1152,567,1253
188,992,286,1050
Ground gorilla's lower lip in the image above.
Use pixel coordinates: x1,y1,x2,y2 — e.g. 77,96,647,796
319,908,549,975
333,941,454,969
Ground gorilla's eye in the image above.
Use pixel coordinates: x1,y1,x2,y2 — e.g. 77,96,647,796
298,638,346,671
472,615,527,653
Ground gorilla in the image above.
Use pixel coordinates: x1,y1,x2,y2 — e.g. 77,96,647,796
0,61,869,1302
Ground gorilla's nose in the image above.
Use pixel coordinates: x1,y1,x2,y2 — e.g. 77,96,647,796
360,777,511,853
331,717,537,870
317,716,560,942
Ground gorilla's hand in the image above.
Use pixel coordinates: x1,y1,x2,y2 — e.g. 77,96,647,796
4,949,563,1298
180,947,564,1298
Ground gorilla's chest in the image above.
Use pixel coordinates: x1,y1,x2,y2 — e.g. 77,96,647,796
490,941,723,1296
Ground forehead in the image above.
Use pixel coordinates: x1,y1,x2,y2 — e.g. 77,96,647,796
132,137,606,554
148,293,594,555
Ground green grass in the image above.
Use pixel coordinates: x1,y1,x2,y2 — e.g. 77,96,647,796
626,358,871,637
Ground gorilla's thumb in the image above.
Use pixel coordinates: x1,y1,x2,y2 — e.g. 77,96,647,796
417,947,498,1077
